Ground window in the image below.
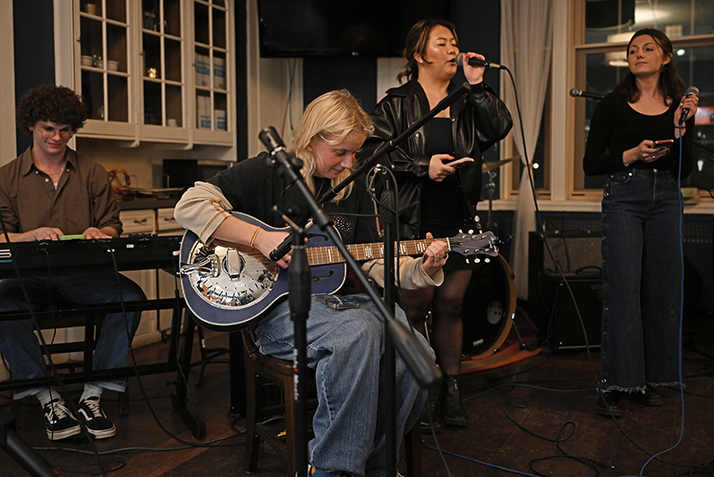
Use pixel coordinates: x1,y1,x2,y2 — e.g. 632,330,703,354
572,0,714,196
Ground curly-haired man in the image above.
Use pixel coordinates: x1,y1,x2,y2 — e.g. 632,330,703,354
0,85,145,440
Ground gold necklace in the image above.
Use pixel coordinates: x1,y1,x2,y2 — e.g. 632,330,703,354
46,162,67,176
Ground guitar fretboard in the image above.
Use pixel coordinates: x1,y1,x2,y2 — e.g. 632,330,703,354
305,238,451,266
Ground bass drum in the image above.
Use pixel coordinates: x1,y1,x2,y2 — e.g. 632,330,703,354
461,253,516,360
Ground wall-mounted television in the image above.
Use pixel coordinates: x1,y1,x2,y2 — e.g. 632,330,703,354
257,0,450,58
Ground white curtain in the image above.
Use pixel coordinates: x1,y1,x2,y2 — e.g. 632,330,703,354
501,0,553,300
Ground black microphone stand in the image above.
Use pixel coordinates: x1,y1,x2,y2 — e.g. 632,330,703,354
321,83,472,204
1,407,64,476
261,142,316,477
319,82,471,477
261,122,443,477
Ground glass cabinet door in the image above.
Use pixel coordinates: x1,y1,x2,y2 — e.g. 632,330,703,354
141,0,185,133
194,0,230,139
78,0,130,126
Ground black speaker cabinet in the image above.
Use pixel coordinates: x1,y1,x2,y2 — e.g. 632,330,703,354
528,232,603,350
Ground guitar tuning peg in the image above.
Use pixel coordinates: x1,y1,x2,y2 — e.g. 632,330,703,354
458,229,463,234
468,229,474,234
465,258,470,264
474,258,481,264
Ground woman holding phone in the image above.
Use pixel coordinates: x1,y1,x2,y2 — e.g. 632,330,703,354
583,28,698,417
361,19,512,427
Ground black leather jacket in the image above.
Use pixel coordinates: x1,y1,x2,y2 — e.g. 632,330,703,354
359,80,512,239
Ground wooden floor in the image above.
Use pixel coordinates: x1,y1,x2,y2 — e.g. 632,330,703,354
2,312,713,477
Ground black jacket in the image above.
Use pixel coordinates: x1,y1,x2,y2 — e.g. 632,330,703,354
359,80,512,239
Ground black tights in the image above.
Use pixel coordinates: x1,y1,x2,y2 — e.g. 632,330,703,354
401,268,472,376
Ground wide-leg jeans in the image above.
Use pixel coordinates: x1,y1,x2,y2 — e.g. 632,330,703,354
599,168,682,393
254,294,433,477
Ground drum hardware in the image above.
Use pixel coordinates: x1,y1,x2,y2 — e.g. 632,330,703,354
482,157,516,233
457,157,528,361
481,156,517,173
510,304,540,350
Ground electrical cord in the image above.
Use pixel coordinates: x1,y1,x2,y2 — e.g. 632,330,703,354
2,241,245,474
365,164,454,476
0,218,108,475
438,68,702,476
102,248,245,450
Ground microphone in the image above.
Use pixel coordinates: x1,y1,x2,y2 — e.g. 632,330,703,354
269,234,292,262
679,86,699,125
456,53,506,70
570,88,605,100
259,126,292,165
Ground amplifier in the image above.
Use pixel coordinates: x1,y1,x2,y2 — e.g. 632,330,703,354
535,271,602,350
528,231,603,350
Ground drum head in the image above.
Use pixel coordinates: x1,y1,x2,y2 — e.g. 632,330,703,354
461,254,515,360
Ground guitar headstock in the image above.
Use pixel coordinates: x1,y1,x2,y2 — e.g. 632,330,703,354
449,231,499,257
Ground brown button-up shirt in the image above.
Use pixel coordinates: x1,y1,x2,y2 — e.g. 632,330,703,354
0,146,122,236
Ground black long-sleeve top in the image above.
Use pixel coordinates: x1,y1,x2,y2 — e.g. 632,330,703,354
583,92,694,179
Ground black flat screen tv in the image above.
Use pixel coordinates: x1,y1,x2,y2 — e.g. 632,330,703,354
257,0,450,58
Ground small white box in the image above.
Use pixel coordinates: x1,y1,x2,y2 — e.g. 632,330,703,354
195,54,210,86
213,57,226,90
214,109,226,131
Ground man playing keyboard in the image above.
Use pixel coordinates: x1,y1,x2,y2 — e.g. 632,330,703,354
0,85,145,441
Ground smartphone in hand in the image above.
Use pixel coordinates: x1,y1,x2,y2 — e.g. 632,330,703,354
446,157,475,169
655,139,674,151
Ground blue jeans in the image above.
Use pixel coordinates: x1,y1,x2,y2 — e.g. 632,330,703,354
0,271,145,399
599,168,682,393
254,294,433,477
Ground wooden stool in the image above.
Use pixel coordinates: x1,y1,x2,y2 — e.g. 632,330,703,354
241,329,422,477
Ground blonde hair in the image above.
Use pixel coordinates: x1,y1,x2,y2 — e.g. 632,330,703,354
288,90,374,202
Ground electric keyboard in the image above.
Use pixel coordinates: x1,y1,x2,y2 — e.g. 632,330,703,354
0,235,181,278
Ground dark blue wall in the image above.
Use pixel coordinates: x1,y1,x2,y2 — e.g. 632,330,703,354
13,0,55,155
302,0,502,115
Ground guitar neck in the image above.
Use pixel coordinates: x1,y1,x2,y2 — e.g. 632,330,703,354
306,238,449,266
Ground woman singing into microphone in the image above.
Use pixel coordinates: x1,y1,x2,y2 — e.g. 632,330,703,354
360,19,512,427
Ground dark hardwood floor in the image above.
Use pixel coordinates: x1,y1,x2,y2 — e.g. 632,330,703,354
2,313,713,477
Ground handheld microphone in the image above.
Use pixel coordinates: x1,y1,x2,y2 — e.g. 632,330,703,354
679,86,699,125
456,53,506,70
569,88,605,100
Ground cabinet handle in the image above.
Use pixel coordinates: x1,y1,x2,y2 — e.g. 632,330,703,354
134,218,148,224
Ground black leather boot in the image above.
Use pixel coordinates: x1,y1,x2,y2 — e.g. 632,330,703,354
434,374,468,427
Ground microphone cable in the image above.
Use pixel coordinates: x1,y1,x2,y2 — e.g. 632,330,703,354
23,240,244,475
631,122,687,477
0,220,108,476
481,68,705,476
365,164,454,477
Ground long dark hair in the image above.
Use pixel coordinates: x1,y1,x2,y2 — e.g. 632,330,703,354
614,28,685,104
397,19,458,84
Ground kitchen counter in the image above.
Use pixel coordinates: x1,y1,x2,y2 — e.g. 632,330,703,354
118,198,180,210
